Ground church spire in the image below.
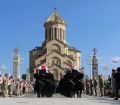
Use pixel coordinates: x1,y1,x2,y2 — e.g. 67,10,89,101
53,7,57,13
44,9,66,25
93,48,97,56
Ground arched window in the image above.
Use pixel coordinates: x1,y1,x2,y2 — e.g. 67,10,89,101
49,28,51,40
58,28,60,40
63,30,65,40
55,28,57,39
52,57,61,66
52,44,61,53
60,28,62,40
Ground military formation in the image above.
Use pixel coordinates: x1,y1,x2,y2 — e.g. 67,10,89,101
0,74,33,97
82,67,120,100
0,65,120,100
34,65,120,100
34,66,84,98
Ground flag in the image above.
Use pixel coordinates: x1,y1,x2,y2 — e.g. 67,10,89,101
113,60,118,64
112,57,119,64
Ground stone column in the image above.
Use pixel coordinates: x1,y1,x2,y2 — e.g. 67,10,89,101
58,28,60,40
54,28,57,39
64,30,66,41
63,30,64,41
61,29,63,41
59,28,61,40
56,28,58,40
52,28,54,40
59,28,62,40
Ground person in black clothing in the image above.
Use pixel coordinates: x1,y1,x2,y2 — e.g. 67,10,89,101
34,66,55,97
58,67,84,98
34,69,39,94
93,78,98,96
111,69,116,98
114,67,120,100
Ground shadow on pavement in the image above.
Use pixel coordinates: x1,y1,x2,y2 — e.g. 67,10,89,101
86,96,120,105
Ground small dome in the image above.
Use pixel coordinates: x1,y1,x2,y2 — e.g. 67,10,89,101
44,11,66,25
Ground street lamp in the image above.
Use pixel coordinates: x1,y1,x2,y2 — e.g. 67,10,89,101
0,65,7,77
102,64,110,77
87,56,92,79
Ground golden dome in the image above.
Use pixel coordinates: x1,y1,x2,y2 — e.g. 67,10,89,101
44,11,66,25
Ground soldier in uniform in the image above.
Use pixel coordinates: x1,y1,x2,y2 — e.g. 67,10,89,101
34,65,55,97
114,67,120,100
58,67,74,97
45,70,55,97
34,68,41,97
89,79,93,96
0,74,3,96
34,68,39,92
38,66,47,97
98,75,104,96
8,76,14,97
111,69,116,98
16,79,20,96
85,79,90,95
1,78,7,97
74,69,84,98
93,78,98,96
58,66,84,98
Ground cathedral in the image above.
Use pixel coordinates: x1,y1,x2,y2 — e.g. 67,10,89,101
29,10,81,80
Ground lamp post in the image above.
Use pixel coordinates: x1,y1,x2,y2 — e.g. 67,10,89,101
26,68,30,82
0,65,7,77
103,64,110,77
87,56,92,79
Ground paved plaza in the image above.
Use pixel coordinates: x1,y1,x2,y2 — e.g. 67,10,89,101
0,94,120,105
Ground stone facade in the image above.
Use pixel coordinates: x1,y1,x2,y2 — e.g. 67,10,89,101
13,48,21,80
92,48,98,80
29,11,81,80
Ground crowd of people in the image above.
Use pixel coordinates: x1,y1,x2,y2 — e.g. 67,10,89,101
0,66,120,100
33,66,85,98
0,74,33,97
84,75,107,97
83,67,120,100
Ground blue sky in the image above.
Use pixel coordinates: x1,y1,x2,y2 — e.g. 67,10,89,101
0,0,120,77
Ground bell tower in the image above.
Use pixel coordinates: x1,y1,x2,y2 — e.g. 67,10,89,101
13,47,21,80
92,48,98,80
44,9,67,43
